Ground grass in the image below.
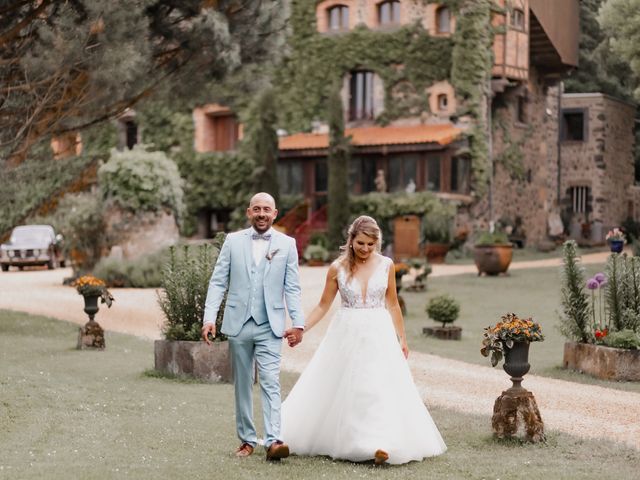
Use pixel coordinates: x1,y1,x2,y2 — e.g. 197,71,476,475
1,310,639,479
402,262,640,393
444,244,610,265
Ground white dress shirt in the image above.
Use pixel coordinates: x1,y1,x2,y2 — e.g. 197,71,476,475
252,227,272,265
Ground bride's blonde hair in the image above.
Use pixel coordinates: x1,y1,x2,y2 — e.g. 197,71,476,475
338,215,382,276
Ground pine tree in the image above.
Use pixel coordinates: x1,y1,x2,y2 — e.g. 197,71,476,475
327,87,351,251
559,240,591,343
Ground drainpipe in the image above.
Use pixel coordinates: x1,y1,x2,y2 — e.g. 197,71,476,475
488,78,494,230
557,82,563,204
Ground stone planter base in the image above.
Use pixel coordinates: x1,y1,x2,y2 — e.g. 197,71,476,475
492,388,544,443
154,340,232,383
563,341,640,381
77,321,105,350
423,325,462,340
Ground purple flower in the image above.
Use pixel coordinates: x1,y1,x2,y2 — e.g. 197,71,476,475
586,278,600,290
594,273,606,285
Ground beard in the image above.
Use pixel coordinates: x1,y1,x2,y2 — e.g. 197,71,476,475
251,216,273,233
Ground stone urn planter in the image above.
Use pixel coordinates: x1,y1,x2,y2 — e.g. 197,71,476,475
562,341,640,381
154,340,233,383
503,341,531,390
473,244,513,276
77,294,105,349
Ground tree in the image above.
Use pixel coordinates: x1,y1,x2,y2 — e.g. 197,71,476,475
564,0,635,100
0,0,287,162
244,87,280,205
326,87,351,251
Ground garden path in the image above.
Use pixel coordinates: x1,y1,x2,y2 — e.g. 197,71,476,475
1,249,638,451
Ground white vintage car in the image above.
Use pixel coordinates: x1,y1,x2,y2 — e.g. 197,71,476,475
0,225,66,271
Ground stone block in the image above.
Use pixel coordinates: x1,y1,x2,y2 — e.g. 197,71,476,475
154,340,232,383
423,325,462,340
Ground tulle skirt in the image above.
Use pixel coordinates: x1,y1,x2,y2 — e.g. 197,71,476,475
281,307,447,465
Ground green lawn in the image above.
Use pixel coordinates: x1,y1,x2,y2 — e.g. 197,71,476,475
1,310,639,479
444,244,610,265
403,263,640,394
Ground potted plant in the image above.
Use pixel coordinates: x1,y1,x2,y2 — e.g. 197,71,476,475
560,241,640,381
473,230,513,276
72,274,114,349
405,257,432,292
481,312,545,443
303,243,330,266
423,294,461,340
155,233,232,383
605,227,626,253
422,204,454,264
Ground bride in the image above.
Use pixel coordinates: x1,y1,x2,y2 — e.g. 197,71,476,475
281,215,446,465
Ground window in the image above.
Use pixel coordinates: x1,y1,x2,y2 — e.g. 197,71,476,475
389,155,418,192
315,160,328,193
570,186,591,214
437,93,448,111
426,156,441,191
378,0,400,25
516,95,527,124
328,5,349,30
277,161,304,195
203,113,240,151
561,110,587,142
451,156,470,193
436,6,450,34
511,8,525,30
349,71,375,121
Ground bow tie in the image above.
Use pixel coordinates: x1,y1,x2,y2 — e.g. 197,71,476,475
252,233,271,241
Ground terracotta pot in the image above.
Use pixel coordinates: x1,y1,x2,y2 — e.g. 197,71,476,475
424,243,450,264
473,244,513,276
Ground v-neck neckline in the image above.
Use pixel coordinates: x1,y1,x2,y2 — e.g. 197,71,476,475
351,255,384,301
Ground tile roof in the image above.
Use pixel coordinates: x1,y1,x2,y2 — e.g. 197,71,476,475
278,123,462,151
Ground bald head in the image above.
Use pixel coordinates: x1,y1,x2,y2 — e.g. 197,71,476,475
249,192,276,209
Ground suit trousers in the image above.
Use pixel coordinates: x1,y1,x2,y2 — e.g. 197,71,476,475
229,317,283,449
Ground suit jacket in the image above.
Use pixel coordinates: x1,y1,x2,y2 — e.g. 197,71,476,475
203,228,305,337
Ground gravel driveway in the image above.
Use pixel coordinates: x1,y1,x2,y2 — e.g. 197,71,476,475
1,251,638,451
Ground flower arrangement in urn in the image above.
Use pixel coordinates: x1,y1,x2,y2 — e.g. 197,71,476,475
481,313,544,366
605,227,626,243
73,274,114,307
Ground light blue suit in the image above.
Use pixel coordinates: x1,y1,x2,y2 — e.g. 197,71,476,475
203,227,304,448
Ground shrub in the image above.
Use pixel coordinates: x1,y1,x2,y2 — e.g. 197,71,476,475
92,250,168,288
157,234,226,341
98,146,184,221
603,329,640,349
559,240,591,343
303,244,329,262
426,294,460,327
474,230,510,246
422,203,455,244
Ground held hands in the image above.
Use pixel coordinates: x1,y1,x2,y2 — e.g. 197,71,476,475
284,328,303,348
202,323,216,345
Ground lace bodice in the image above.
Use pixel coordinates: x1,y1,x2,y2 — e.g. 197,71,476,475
336,256,392,309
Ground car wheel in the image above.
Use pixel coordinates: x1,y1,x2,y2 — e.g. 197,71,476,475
18,266,24,271
1,265,8,272
60,259,66,268
47,258,57,270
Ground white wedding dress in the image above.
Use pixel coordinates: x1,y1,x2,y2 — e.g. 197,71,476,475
281,255,447,464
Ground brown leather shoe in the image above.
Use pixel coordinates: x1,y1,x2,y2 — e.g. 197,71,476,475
266,441,290,461
374,449,389,466
235,443,254,458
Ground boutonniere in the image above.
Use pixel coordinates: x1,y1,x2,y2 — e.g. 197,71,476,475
266,249,280,262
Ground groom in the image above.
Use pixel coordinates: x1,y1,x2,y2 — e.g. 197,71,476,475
201,192,304,461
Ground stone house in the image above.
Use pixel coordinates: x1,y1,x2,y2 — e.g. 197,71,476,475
559,93,638,243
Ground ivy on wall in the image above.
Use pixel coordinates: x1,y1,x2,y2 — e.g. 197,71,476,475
279,0,497,196
450,0,494,196
277,1,453,131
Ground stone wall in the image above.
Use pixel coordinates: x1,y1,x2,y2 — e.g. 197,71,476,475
470,68,561,245
560,94,636,234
